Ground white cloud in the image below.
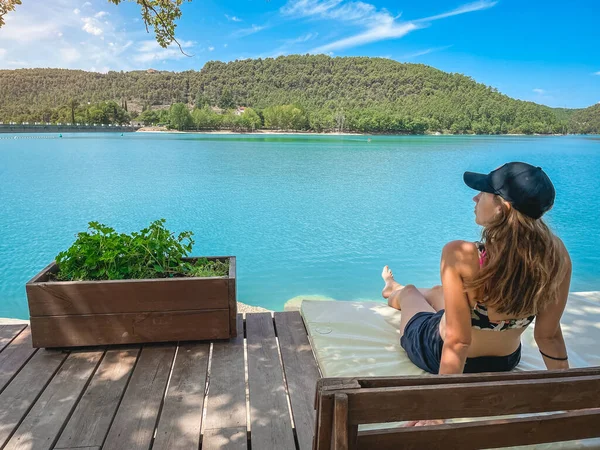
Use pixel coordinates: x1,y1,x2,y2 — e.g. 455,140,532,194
282,0,343,18
281,0,497,53
82,2,92,7
233,24,266,37
284,32,318,44
401,45,453,59
208,46,215,51
134,40,196,63
60,47,81,63
82,17,103,36
533,88,546,94
594,71,600,76
312,22,419,52
415,0,497,22
73,8,80,15
0,0,151,71
95,11,109,19
225,14,242,22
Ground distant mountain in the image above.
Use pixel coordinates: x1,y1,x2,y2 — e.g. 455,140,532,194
0,55,597,134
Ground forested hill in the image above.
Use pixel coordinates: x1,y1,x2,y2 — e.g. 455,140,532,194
0,55,598,134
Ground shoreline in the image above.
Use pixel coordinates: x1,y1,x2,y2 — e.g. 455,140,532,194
137,127,365,136
136,127,567,137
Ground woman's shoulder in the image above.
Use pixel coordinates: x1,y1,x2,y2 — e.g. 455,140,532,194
552,235,572,270
443,240,480,255
442,240,480,270
552,235,570,255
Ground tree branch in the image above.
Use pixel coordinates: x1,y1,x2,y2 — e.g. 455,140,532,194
139,0,192,57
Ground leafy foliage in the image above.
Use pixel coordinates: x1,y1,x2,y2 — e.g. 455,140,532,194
568,104,600,134
0,0,20,28
54,219,228,281
137,108,161,125
0,55,598,134
169,102,193,130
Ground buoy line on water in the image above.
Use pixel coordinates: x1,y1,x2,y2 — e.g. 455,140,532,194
0,135,60,140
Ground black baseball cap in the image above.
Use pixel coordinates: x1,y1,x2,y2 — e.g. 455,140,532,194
463,162,555,219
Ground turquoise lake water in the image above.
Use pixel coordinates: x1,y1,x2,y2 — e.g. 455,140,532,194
1,133,599,319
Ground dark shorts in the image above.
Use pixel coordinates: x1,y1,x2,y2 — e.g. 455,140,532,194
400,310,522,374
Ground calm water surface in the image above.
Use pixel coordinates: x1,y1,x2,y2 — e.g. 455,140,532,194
1,133,599,319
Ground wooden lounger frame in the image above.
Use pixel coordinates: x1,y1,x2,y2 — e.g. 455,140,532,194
313,367,600,450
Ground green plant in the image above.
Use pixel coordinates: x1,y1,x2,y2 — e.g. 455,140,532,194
54,219,228,281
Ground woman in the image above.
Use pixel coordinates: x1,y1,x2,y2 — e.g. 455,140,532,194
383,162,572,378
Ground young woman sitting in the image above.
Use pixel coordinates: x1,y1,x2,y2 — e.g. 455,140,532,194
382,162,571,378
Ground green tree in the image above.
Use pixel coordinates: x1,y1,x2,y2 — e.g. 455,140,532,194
192,106,221,129
158,109,171,125
239,107,262,131
138,109,160,125
68,98,79,124
169,102,192,130
195,91,210,109
218,89,235,109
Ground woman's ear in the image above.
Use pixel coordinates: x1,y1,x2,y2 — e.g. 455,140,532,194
498,198,511,216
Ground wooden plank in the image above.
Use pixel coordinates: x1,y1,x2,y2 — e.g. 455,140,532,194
0,324,27,353
153,342,210,450
246,313,296,450
54,347,140,450
0,327,37,394
228,257,237,338
274,311,321,450
56,447,100,450
353,366,600,388
356,408,600,450
203,315,246,447
346,375,600,424
30,309,230,347
55,447,100,450
3,350,103,450
26,259,230,316
315,393,334,450
102,344,176,450
333,394,348,450
315,381,361,450
203,427,247,450
0,349,67,448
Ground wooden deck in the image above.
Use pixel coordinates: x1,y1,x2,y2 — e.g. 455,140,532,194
0,312,321,450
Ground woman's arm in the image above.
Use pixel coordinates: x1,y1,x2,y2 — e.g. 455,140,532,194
438,241,474,375
534,241,572,370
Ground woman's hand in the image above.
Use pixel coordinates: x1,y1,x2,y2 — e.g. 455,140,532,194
405,419,445,427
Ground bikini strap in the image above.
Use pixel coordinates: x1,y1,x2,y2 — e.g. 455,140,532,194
475,241,486,268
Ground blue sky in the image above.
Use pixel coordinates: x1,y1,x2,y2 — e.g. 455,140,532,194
0,0,598,108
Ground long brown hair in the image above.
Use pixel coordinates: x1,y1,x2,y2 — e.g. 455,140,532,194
466,197,567,317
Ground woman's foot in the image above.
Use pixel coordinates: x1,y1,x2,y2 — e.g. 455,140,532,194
381,265,402,299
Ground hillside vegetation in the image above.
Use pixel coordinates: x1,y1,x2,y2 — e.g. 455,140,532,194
0,55,597,134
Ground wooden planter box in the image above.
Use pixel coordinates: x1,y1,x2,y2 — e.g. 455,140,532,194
25,257,236,348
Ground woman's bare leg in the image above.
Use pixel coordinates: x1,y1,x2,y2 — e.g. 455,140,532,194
390,285,436,336
382,266,444,311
